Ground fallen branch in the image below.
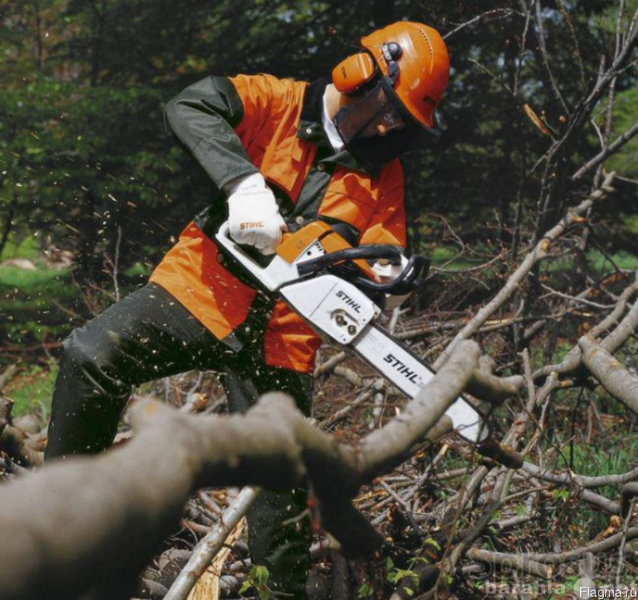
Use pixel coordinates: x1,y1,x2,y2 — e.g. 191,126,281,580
466,547,552,579
165,487,258,600
521,527,638,564
532,278,638,380
523,462,638,489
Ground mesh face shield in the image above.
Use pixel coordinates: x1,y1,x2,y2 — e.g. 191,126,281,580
333,80,406,143
333,78,435,170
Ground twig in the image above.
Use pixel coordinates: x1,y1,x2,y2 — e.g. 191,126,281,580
321,379,384,428
532,277,638,380
444,9,520,40
164,487,259,600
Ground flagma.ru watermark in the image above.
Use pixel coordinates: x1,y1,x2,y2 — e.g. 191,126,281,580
574,578,638,599
484,578,638,598
578,588,638,598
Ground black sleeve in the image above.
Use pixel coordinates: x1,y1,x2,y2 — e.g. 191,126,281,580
164,75,259,191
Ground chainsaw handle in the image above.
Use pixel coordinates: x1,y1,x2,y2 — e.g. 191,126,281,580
215,222,300,292
353,254,430,295
297,246,430,296
215,221,429,296
296,245,404,275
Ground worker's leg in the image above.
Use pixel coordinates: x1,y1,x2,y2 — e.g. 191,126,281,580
223,362,314,599
45,282,226,459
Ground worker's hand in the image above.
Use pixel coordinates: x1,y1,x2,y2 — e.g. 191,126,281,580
372,255,410,282
372,255,412,310
226,174,286,255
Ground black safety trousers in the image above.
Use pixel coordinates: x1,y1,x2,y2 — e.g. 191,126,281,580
45,282,313,597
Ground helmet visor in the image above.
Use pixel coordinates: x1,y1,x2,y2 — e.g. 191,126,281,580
334,80,406,145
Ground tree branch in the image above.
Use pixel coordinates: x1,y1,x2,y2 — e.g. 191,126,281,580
579,334,638,414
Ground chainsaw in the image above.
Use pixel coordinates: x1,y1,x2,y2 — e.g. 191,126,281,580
216,220,522,468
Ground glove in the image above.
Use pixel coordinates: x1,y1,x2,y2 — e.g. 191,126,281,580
372,254,412,310
226,173,286,255
371,254,409,282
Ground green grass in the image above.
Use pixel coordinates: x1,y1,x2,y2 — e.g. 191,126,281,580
586,248,638,272
0,263,69,290
1,263,69,414
428,245,479,271
4,360,58,417
0,236,41,261
1,264,78,348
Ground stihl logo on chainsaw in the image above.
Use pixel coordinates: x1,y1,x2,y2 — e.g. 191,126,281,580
336,290,361,313
240,221,264,230
383,353,420,384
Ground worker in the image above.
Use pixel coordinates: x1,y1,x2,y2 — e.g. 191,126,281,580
45,21,450,598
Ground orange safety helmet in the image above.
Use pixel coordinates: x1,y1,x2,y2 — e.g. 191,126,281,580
332,21,450,129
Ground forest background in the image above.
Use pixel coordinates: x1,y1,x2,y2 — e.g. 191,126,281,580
1,0,638,598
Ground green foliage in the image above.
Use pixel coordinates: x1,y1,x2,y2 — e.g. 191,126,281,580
0,264,66,289
587,249,638,272
566,432,638,481
356,580,374,599
239,565,272,600
551,488,570,503
553,431,638,535
0,77,190,280
602,87,638,179
0,237,39,260
387,566,419,593
624,214,638,235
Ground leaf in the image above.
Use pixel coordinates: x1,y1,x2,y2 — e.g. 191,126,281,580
523,103,552,136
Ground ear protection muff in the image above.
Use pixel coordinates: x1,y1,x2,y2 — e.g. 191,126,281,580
331,52,376,95
332,42,403,95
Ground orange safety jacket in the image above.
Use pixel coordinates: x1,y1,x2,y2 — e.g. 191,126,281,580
150,73,406,373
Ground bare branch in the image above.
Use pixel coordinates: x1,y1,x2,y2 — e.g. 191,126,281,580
466,547,552,579
522,527,638,564
579,334,638,414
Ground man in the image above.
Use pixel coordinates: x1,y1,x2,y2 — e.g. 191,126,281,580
45,21,449,597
